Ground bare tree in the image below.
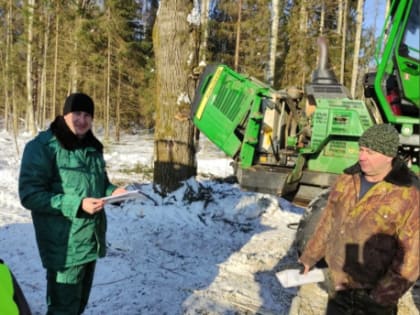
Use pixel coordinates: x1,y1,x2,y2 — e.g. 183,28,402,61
319,1,325,35
350,0,364,98
299,0,309,87
337,0,343,34
268,0,279,86
51,1,60,120
39,5,51,129
26,0,36,134
3,0,13,131
199,0,210,63
105,6,111,140
152,0,199,193
234,0,242,71
340,0,348,84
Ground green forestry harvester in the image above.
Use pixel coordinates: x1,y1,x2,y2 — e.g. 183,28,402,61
191,0,419,202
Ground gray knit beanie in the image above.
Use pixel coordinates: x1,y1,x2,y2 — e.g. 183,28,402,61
359,124,399,157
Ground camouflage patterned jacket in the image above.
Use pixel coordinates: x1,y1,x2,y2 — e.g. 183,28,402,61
300,159,419,306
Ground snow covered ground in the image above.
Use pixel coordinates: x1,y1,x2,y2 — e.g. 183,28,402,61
0,129,418,315
0,129,305,314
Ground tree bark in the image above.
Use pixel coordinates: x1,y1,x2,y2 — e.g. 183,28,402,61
115,63,121,142
350,0,364,98
40,7,50,129
199,0,210,63
52,2,59,120
105,6,111,141
234,0,242,71
3,0,12,131
152,0,198,194
340,0,348,84
319,1,325,35
268,0,279,86
337,1,342,34
26,0,36,134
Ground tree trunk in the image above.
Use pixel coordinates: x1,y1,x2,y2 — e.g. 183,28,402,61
12,81,19,156
152,0,198,194
70,16,80,93
52,2,60,120
350,0,364,98
105,7,111,141
319,1,325,35
40,8,50,129
4,0,13,131
299,0,308,32
199,0,210,63
115,62,121,142
385,0,390,16
337,1,342,34
340,0,348,84
300,0,308,87
268,0,279,86
26,0,36,134
234,0,242,71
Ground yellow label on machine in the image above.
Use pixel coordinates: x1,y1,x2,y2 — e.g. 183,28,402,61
196,66,224,120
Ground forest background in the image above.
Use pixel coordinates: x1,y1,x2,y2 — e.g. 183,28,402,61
0,0,387,191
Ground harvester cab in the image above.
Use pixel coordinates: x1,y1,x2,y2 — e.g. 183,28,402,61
364,0,419,171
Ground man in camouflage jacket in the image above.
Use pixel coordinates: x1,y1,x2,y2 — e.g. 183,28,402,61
299,124,419,315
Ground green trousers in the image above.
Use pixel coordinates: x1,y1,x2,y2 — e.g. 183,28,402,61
46,261,96,315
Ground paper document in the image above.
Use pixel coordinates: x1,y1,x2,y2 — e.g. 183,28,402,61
102,190,143,204
275,268,325,288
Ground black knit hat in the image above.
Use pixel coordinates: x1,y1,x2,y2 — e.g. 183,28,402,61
359,124,399,157
63,93,95,117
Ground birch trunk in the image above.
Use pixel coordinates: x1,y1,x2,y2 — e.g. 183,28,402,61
340,0,348,84
200,0,210,63
300,0,308,87
26,0,36,134
4,0,12,131
52,2,60,120
115,63,121,142
105,7,111,140
319,1,325,35
337,1,343,34
40,9,50,129
350,0,364,98
268,0,279,86
234,0,243,71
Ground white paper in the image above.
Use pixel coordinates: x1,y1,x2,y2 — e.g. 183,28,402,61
275,268,325,288
102,190,143,204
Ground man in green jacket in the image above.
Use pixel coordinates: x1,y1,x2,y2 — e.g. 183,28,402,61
19,93,127,315
299,124,419,315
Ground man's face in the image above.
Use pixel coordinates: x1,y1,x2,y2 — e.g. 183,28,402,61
359,146,393,180
64,111,93,138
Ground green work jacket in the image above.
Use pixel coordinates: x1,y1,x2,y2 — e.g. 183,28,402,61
19,120,116,270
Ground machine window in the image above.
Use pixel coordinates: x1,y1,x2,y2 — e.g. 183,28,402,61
401,0,420,61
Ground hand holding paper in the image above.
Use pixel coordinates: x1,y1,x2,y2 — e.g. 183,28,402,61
276,268,325,288
102,190,143,204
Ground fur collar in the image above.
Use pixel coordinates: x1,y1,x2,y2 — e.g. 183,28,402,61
50,116,103,153
344,159,419,189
